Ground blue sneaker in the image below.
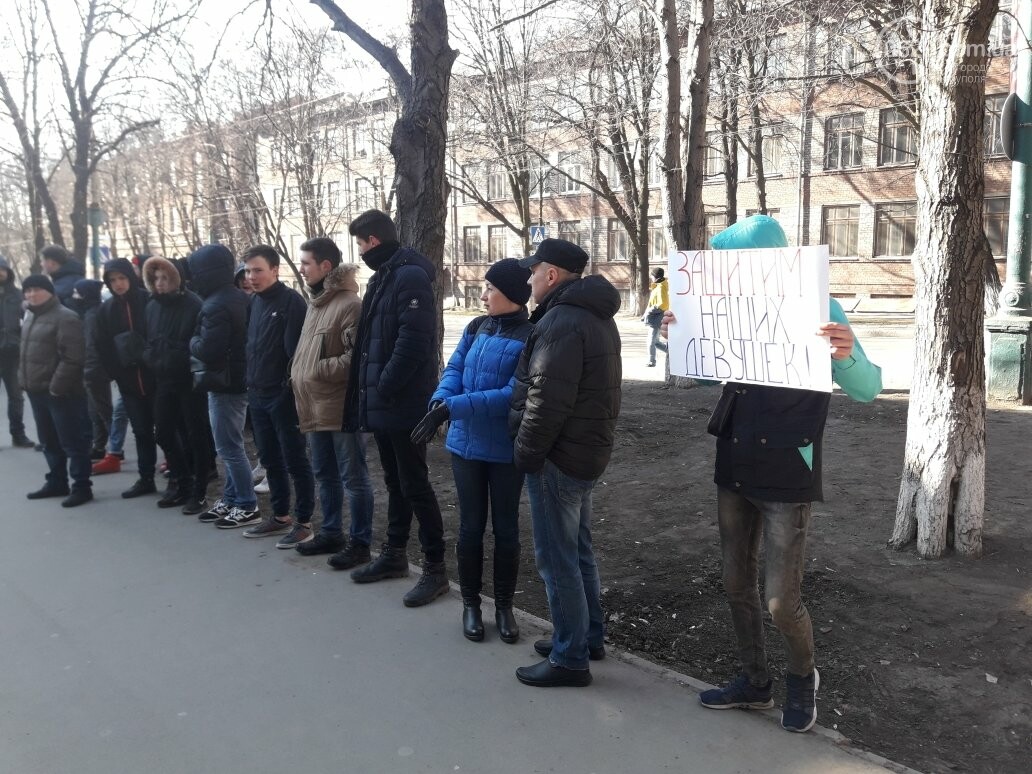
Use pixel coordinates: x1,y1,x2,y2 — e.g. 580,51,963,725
781,668,820,732
699,673,774,710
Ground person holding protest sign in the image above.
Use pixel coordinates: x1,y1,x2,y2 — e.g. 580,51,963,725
642,267,668,367
661,214,882,732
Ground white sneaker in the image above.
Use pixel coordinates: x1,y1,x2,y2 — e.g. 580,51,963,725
251,464,266,484
214,506,262,529
254,478,270,493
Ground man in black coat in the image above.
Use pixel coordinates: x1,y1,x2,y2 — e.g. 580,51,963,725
344,209,449,608
70,279,111,459
0,255,33,447
143,256,212,514
94,258,157,499
40,245,86,308
508,238,622,688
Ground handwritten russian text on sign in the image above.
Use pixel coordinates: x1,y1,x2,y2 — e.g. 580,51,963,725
667,246,831,392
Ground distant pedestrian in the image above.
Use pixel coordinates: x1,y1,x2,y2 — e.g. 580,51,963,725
289,238,375,567
414,258,532,642
345,209,449,608
0,255,34,448
19,274,93,507
642,267,668,367
509,239,622,687
40,245,85,308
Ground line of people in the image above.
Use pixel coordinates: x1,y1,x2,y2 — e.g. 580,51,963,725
10,211,881,734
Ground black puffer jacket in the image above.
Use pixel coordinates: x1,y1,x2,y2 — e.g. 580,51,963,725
345,244,438,432
95,258,153,397
188,245,248,394
69,279,106,383
142,256,202,388
0,256,22,352
509,276,622,480
245,280,306,396
50,259,86,307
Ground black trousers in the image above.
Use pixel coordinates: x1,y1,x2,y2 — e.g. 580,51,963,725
84,373,112,452
154,384,213,499
121,390,157,479
0,348,25,438
373,429,445,563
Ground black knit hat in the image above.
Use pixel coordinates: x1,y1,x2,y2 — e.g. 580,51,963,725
485,257,532,305
22,274,55,294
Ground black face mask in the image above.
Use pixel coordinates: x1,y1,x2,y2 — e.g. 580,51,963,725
361,241,400,272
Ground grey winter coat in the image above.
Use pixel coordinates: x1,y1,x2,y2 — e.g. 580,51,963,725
19,294,86,396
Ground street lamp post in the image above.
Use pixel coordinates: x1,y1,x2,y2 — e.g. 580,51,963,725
86,201,107,280
987,0,1032,403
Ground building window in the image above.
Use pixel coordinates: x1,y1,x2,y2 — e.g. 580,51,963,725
748,131,783,177
878,108,918,166
324,181,340,212
354,178,376,210
824,113,864,170
875,202,917,256
488,225,507,261
607,219,630,262
822,205,860,258
985,94,1007,158
459,164,477,204
353,124,369,158
558,220,580,245
705,131,723,178
745,208,781,219
605,152,624,191
990,1,1012,55
705,211,728,245
648,217,666,264
985,198,1009,257
765,33,789,79
464,285,481,309
463,226,481,263
556,152,582,194
486,167,506,201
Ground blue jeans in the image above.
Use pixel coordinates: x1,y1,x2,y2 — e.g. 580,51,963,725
451,454,522,553
208,391,255,509
107,391,128,455
647,326,667,365
308,430,374,544
249,388,314,523
27,390,92,492
526,460,604,670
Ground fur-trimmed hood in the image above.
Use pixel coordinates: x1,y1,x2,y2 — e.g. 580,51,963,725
311,263,360,307
142,255,182,295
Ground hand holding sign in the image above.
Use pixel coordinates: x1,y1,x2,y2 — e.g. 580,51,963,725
818,322,854,360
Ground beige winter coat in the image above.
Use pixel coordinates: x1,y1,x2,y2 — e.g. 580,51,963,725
290,264,362,433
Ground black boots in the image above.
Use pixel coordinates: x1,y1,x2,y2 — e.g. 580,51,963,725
157,478,190,508
351,543,409,583
403,561,449,607
493,547,521,644
122,477,157,499
457,544,484,640
462,603,484,641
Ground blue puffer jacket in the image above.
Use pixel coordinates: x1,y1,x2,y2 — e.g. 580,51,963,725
432,312,533,463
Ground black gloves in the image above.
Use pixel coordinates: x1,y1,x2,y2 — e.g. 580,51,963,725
410,401,450,445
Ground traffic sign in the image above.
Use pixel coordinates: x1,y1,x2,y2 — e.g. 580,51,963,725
530,225,547,245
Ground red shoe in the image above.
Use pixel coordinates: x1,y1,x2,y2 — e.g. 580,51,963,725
92,453,122,475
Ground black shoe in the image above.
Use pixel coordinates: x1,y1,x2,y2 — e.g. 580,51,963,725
34,443,44,452
515,659,592,688
61,489,93,508
27,483,70,500
89,447,106,461
181,497,208,515
402,561,449,607
12,435,35,449
122,477,157,499
463,602,485,641
534,638,606,661
495,608,520,644
328,540,372,570
296,532,346,556
351,544,409,583
157,479,190,509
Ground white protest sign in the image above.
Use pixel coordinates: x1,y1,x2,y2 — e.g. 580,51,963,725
667,245,831,392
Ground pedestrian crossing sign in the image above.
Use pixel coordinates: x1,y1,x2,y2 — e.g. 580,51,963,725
530,225,547,245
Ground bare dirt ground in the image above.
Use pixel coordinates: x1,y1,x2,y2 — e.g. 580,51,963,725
415,380,1031,774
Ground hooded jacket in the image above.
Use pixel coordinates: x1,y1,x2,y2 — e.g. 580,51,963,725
433,310,533,464
345,245,439,432
50,258,86,307
70,279,106,383
188,245,248,394
290,264,362,433
706,215,882,503
19,294,85,396
0,256,22,352
94,258,153,396
509,275,623,480
142,256,203,387
246,278,307,396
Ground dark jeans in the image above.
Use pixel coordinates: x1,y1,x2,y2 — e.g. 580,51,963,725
249,388,314,522
451,454,522,553
154,384,213,499
308,431,374,543
27,390,92,491
373,429,445,563
84,373,112,452
717,487,815,684
122,391,157,478
0,349,25,438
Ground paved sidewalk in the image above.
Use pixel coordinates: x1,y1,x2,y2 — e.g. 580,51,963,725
0,422,905,774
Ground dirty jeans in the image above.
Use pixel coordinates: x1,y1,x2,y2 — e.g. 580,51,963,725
717,487,815,685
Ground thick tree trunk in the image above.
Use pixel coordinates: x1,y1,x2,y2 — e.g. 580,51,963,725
682,0,713,252
889,0,998,558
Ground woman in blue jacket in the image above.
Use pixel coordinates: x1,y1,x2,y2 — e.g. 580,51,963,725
412,258,533,643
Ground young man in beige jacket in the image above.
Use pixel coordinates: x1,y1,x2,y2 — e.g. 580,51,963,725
289,237,375,568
